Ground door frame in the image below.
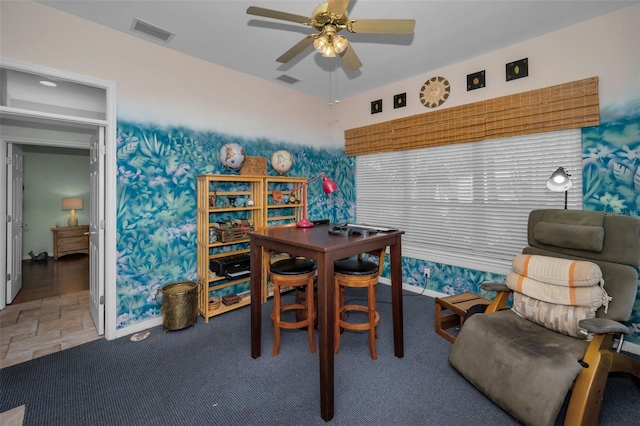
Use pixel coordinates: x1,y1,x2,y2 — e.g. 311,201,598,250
0,58,118,340
6,143,23,304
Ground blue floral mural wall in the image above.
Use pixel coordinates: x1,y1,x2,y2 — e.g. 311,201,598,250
116,104,640,346
115,121,355,329
582,102,640,344
583,102,640,215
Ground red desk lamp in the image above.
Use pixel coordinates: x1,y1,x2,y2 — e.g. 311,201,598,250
292,173,338,228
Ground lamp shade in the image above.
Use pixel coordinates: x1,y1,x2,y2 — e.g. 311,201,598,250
292,173,339,228
314,36,330,55
62,198,83,227
321,176,338,194
546,167,573,192
62,197,83,210
333,35,348,54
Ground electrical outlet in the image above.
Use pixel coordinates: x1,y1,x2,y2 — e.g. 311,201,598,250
424,268,431,279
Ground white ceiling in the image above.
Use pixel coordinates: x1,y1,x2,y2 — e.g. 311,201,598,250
35,0,637,101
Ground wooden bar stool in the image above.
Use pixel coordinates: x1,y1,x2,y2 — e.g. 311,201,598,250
334,248,385,360
269,258,317,357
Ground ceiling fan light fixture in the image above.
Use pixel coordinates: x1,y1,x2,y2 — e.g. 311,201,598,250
333,35,348,54
314,33,346,58
313,35,330,54
247,3,416,71
314,35,337,57
322,45,336,58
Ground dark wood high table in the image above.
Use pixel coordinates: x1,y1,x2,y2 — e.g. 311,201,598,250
249,224,405,421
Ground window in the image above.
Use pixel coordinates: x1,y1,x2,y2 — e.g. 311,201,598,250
355,129,582,275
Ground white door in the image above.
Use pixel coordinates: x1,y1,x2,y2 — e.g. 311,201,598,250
89,128,105,335
6,144,24,303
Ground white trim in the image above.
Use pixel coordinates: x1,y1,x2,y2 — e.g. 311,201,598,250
2,135,90,150
0,106,108,127
102,72,118,342
115,317,163,339
622,340,640,355
0,138,6,310
378,276,445,299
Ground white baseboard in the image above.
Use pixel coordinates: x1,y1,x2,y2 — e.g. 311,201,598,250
378,277,445,299
622,340,640,355
114,317,163,340
378,278,640,355
115,280,640,355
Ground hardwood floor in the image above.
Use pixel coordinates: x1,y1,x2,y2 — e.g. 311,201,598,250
12,254,89,304
0,254,100,368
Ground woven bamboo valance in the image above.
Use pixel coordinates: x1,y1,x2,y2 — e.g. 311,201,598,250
344,77,599,156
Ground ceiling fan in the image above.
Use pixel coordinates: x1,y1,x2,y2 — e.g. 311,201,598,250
246,0,415,71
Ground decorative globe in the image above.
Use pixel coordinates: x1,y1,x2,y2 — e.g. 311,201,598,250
271,150,293,175
219,143,246,170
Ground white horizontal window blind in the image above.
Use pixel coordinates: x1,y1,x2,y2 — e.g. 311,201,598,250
355,129,582,275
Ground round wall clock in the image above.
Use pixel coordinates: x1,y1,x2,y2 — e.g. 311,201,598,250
420,76,450,108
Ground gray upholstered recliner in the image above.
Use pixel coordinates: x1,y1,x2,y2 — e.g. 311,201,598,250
449,209,640,426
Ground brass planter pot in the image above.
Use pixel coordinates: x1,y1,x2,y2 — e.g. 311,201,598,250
157,281,198,331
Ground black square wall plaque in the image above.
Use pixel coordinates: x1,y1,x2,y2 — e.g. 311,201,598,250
371,99,382,114
393,93,406,108
467,70,485,91
506,58,528,81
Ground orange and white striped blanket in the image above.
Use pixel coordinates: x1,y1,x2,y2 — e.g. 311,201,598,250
506,255,610,310
511,254,603,287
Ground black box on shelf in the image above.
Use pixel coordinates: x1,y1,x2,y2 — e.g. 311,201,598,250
210,253,250,277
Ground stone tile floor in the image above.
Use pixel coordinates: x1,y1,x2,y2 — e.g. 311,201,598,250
0,290,101,369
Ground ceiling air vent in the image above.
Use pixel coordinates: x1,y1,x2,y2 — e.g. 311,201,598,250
275,74,300,85
130,18,175,44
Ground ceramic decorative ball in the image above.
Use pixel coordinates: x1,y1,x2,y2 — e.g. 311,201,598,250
271,150,293,175
219,143,246,170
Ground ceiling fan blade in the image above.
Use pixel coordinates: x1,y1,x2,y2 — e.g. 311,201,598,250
246,6,311,25
349,19,416,34
326,0,350,17
339,44,362,71
276,35,316,63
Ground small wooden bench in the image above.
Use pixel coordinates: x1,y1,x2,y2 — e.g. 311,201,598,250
435,292,491,343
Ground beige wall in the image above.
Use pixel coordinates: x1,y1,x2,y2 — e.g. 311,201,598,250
0,1,336,148
3,2,637,149
332,4,640,136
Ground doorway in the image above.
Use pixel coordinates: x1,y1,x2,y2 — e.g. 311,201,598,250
0,59,117,340
1,140,99,368
13,144,91,304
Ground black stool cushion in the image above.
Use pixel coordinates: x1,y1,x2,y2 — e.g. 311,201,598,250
334,258,378,276
270,258,316,275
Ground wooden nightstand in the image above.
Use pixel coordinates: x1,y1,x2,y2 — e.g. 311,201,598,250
51,225,89,260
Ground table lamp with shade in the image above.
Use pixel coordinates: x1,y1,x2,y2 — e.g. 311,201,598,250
546,167,573,209
292,173,338,228
62,197,83,227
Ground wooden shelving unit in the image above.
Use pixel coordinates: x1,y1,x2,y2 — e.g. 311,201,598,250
197,174,310,321
263,176,307,228
196,174,263,322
